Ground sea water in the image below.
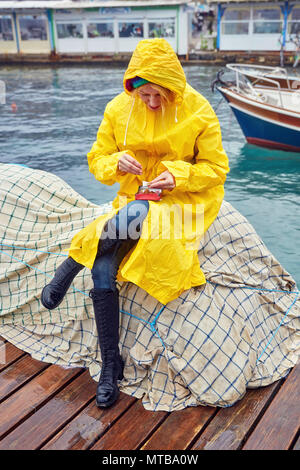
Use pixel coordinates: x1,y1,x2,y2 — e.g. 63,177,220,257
0,64,299,286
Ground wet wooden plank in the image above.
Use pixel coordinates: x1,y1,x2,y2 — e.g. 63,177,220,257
0,342,26,373
0,364,82,440
42,392,137,450
142,404,216,450
0,370,96,450
243,364,300,450
90,400,168,450
0,355,49,402
191,381,282,450
1,332,299,451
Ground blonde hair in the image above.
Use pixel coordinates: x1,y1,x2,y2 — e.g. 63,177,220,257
133,83,175,116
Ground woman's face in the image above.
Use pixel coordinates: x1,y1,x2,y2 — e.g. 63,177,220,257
138,84,162,111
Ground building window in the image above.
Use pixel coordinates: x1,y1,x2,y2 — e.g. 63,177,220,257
148,20,175,38
87,22,114,38
19,15,47,40
56,23,83,39
222,8,250,35
118,22,144,38
0,15,13,41
288,6,300,35
222,22,249,34
253,7,282,34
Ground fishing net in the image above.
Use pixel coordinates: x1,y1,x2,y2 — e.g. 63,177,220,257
0,163,299,411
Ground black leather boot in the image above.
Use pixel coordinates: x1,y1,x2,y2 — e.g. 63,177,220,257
89,287,124,408
41,257,84,310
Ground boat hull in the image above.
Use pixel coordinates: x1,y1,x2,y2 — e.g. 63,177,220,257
230,106,300,152
218,87,300,152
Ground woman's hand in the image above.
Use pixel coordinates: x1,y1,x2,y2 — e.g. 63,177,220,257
118,153,142,175
148,171,176,190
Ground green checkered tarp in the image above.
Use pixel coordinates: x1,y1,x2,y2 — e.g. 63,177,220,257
0,163,299,411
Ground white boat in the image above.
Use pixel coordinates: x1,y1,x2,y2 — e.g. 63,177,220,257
212,64,300,152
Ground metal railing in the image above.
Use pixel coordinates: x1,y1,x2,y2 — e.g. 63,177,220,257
226,63,285,108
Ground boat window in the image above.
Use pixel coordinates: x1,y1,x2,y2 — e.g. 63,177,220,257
148,20,175,38
253,7,282,34
222,22,249,35
118,22,144,38
222,8,250,35
253,21,282,34
291,6,300,20
56,23,83,39
19,15,48,41
253,8,281,20
87,23,114,38
0,15,13,41
288,6,300,35
223,8,250,21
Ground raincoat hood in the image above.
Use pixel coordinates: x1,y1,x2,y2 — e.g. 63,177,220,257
123,39,186,104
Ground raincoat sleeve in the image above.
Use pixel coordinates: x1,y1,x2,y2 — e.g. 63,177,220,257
158,100,229,192
87,106,133,186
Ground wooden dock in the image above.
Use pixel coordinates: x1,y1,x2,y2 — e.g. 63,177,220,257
0,336,299,451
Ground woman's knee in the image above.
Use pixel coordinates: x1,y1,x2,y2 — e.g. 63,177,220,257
117,200,149,239
92,237,137,290
102,200,149,242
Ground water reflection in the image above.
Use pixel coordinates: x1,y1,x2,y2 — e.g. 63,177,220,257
227,143,300,197
238,143,300,171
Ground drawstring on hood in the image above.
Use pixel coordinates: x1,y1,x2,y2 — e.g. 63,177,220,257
123,95,135,146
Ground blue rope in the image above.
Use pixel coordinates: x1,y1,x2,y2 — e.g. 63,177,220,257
0,244,299,360
0,243,68,257
256,291,299,362
207,280,299,295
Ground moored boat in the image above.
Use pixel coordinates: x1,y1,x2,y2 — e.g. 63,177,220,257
212,64,300,152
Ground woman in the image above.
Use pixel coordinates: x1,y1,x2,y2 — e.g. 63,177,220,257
41,38,229,408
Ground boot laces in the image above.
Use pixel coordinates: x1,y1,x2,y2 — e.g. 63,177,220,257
99,350,121,384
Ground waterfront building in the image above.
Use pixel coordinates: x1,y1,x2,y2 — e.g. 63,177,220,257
207,0,300,52
0,0,191,58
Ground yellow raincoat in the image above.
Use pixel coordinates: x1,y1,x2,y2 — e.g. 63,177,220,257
69,39,229,304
